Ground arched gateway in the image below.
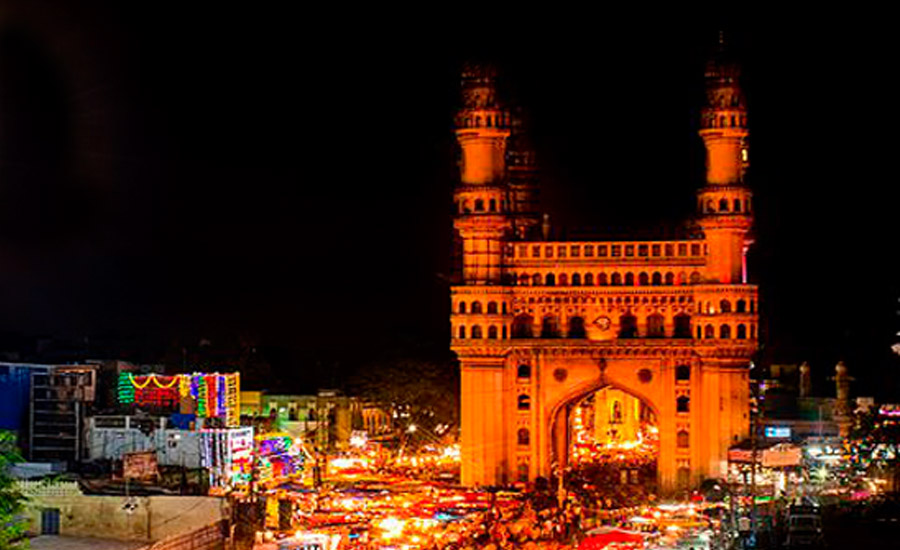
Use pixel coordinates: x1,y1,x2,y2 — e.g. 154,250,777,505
449,41,758,494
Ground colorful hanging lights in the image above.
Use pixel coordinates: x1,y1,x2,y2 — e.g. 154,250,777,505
117,371,241,427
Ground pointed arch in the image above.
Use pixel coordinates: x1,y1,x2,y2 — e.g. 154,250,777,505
541,316,560,338
619,313,638,338
568,316,586,338
512,314,534,338
647,313,665,338
719,324,731,339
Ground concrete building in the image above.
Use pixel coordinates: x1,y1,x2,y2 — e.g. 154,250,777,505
18,479,227,542
450,38,756,492
240,389,392,450
86,415,202,469
29,365,97,463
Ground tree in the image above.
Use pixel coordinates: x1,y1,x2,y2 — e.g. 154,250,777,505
349,355,459,449
0,431,28,549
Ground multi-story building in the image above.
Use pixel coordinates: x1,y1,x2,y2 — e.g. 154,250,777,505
29,365,97,463
450,39,757,492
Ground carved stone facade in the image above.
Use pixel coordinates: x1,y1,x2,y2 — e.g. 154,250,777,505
450,42,756,493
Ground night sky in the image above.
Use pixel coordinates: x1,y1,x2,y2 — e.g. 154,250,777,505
0,6,898,396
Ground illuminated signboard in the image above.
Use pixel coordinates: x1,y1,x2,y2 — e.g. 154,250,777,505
879,404,900,417
764,426,791,438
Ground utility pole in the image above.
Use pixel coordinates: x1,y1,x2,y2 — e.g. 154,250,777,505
749,377,760,548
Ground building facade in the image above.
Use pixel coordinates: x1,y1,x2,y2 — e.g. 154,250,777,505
450,43,757,492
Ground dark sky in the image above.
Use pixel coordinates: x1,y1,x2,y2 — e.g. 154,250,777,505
0,6,898,396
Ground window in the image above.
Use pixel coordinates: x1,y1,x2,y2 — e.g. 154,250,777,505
502,326,507,339
545,246,553,258
458,302,466,314
611,245,621,257
532,246,541,257
737,324,747,339
558,246,566,258
517,364,531,379
598,245,608,257
691,244,701,256
518,428,530,446
568,317,586,338
487,301,498,314
625,273,634,286
619,313,638,338
518,394,531,410
541,316,560,338
665,244,673,256
584,273,594,286
665,272,675,285
488,326,498,339
734,199,741,212
675,364,691,381
611,273,622,286
736,299,746,313
512,315,534,338
652,272,662,285
571,246,580,257
471,301,483,314
677,430,689,448
518,462,529,482
704,324,714,339
558,273,568,286
599,273,609,286
677,395,690,413
571,273,581,286
489,199,497,212
652,244,661,256
475,199,484,212
638,272,649,286
532,274,541,286
678,243,688,256
584,245,594,257
647,314,665,338
720,324,731,339
625,245,634,257
471,325,483,339
545,273,556,286
720,299,731,313
673,314,692,338
638,244,648,257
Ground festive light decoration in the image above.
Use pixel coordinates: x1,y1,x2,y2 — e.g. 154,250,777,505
197,374,209,417
117,371,241,426
117,372,135,404
255,432,306,485
200,427,254,489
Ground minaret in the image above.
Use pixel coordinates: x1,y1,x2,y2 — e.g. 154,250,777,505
833,361,853,437
506,106,541,239
453,63,512,284
697,33,753,284
799,362,811,398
